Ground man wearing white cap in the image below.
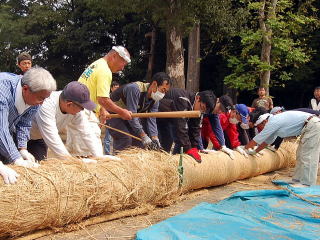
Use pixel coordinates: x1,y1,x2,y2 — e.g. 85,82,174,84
70,46,132,155
78,46,132,122
245,111,320,186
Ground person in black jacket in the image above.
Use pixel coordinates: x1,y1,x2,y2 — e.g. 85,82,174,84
157,89,216,163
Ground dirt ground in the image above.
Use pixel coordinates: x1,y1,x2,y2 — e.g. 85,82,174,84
31,166,320,240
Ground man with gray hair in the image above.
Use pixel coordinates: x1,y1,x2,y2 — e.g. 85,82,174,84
67,46,132,155
0,67,56,184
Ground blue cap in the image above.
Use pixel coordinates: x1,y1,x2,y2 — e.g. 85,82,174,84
235,104,249,124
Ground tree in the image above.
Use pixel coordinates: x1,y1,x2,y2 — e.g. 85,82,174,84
224,0,319,95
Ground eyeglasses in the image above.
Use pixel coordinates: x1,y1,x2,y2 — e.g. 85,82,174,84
71,101,84,110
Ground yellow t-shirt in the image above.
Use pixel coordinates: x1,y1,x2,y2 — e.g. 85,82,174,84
78,58,112,111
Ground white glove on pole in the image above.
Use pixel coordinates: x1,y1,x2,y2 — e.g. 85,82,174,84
81,158,97,164
221,145,235,160
19,149,36,162
14,157,40,168
235,146,248,157
0,162,19,184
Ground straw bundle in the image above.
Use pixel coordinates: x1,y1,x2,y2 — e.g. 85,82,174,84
181,141,297,191
0,142,296,239
0,150,180,239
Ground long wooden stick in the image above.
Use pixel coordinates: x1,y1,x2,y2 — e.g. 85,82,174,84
93,121,142,141
107,111,201,119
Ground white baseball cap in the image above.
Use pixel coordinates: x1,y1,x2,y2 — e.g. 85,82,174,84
112,46,131,63
254,113,272,126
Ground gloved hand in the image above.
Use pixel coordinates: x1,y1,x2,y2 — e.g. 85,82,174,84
235,146,248,157
141,135,152,148
14,157,40,168
266,145,277,152
19,149,36,162
221,145,235,160
150,138,162,150
0,162,19,184
100,155,121,161
253,146,264,156
247,148,257,156
81,158,97,164
186,148,201,163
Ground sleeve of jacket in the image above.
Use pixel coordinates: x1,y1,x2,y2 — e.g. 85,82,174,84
123,85,144,136
16,106,39,149
219,113,240,148
173,96,193,152
0,100,21,162
201,117,220,149
208,113,225,147
146,101,159,137
188,117,201,149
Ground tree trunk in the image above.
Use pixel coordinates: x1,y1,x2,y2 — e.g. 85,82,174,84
186,22,200,92
166,27,185,89
164,0,185,88
258,0,277,96
145,28,156,82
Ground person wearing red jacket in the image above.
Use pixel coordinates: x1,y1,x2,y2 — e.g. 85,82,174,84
202,97,250,157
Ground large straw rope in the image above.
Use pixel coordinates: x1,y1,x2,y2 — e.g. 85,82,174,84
0,142,296,239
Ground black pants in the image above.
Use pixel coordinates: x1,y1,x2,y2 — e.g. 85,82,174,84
27,139,48,161
107,118,143,151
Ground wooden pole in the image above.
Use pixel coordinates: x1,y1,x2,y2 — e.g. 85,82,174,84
107,111,201,119
95,122,142,141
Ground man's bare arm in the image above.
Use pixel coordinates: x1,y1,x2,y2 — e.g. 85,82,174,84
97,97,132,120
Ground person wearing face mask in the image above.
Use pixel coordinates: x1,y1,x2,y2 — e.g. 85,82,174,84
157,89,216,163
202,97,249,158
108,72,171,151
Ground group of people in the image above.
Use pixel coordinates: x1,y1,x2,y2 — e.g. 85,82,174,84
0,48,319,188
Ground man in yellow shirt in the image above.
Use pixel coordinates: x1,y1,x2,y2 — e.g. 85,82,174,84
78,46,132,122
66,46,132,156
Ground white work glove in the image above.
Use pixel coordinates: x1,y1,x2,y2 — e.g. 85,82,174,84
247,148,257,156
235,146,248,158
253,146,264,156
141,135,152,148
14,157,40,168
0,162,19,184
266,145,277,152
19,149,36,162
221,145,235,160
81,158,97,164
100,155,121,161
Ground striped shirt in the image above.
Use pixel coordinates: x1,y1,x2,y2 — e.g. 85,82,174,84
0,72,39,162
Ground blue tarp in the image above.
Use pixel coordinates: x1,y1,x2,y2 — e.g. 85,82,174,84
136,181,320,240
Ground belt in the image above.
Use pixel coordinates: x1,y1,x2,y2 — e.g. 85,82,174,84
303,115,320,127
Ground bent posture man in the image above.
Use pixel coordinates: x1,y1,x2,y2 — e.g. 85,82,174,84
0,67,57,183
245,111,320,186
109,72,171,151
29,81,103,160
158,89,216,163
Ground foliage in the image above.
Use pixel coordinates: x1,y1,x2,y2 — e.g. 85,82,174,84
224,0,319,91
